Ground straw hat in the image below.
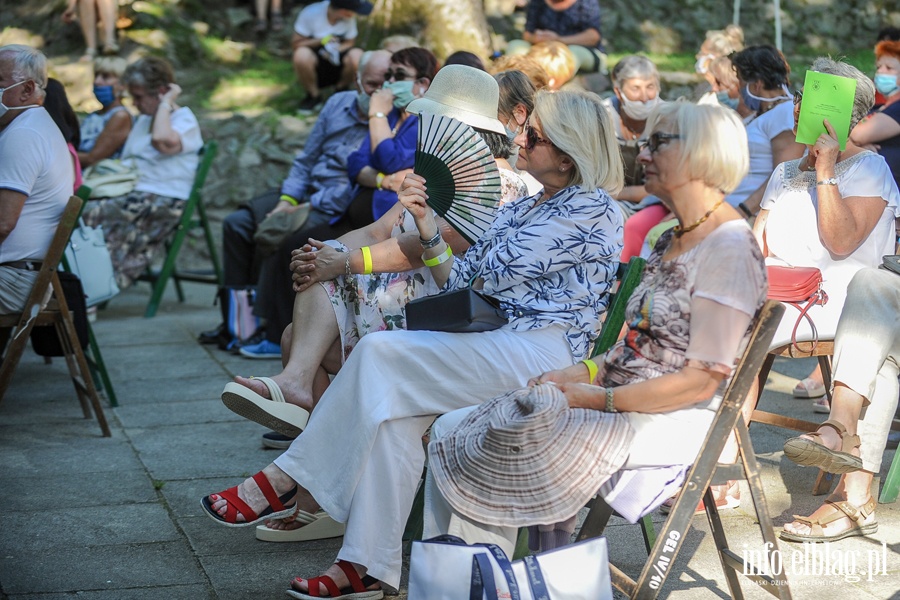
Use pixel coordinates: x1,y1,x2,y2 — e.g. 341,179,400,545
428,383,634,527
406,64,506,135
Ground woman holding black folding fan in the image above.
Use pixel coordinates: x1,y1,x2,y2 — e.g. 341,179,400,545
200,85,623,598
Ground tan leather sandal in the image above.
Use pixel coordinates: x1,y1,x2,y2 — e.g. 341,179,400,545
783,419,863,474
781,496,877,542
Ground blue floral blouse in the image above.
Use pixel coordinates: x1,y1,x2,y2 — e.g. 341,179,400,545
444,185,623,359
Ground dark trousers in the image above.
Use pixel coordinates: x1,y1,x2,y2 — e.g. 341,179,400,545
256,188,377,344
222,190,281,286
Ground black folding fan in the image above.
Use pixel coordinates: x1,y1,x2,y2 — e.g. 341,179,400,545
414,112,502,244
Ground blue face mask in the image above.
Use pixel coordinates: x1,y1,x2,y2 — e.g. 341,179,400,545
384,80,416,109
874,74,899,96
741,83,791,114
717,90,740,111
93,84,116,107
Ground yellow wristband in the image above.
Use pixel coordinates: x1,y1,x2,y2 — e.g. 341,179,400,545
375,172,385,190
279,194,299,206
423,245,452,267
581,358,598,383
361,246,373,274
321,34,333,45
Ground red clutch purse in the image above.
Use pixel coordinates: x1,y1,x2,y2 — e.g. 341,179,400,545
766,266,823,302
766,265,828,350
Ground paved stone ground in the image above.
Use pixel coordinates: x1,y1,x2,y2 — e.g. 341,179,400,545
1,281,899,599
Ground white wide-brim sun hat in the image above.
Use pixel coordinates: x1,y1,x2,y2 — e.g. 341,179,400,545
406,64,506,135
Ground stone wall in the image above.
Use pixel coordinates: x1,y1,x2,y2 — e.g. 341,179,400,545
602,0,899,54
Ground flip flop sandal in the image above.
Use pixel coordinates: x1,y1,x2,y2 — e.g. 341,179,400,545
287,560,383,599
221,377,310,437
793,377,826,398
780,496,877,543
783,419,863,473
201,471,297,527
256,508,346,542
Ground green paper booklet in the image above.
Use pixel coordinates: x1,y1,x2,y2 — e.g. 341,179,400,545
795,70,857,151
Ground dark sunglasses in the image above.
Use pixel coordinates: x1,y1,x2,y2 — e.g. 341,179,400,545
793,89,803,105
640,132,682,154
384,69,416,82
524,122,554,151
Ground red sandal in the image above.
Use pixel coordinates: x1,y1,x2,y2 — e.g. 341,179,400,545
201,471,296,527
287,560,383,599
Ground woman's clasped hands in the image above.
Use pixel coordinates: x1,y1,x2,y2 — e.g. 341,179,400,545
290,240,344,293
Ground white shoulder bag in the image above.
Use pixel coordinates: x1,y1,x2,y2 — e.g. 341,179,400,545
63,218,120,307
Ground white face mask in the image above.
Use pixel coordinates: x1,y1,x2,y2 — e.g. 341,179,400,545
620,94,660,121
0,79,39,119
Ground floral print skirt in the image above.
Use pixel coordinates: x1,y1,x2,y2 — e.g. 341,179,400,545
82,191,185,290
323,266,439,362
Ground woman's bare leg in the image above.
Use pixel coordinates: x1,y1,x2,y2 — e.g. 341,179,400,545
97,0,117,50
77,0,98,58
235,284,339,412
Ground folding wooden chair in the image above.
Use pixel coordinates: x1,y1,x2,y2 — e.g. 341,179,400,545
0,196,111,436
577,300,791,599
752,341,835,494
141,141,223,318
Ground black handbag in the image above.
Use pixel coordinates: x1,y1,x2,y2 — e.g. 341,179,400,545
30,272,89,357
405,288,509,333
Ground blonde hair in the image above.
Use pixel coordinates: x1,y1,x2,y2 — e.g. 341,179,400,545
534,89,624,194
93,56,128,78
644,101,749,193
489,54,550,90
704,24,744,57
526,42,576,90
708,56,738,88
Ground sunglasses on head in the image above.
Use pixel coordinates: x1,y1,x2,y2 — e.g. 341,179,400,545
384,69,416,82
640,132,682,154
793,89,803,105
524,122,554,151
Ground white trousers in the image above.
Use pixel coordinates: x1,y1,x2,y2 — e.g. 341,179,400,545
423,405,520,558
273,325,574,589
830,267,900,473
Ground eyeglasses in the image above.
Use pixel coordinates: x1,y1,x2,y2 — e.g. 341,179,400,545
793,89,803,105
640,132,682,154
524,122,554,151
384,69,416,82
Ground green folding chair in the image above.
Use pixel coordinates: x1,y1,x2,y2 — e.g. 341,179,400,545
141,141,223,317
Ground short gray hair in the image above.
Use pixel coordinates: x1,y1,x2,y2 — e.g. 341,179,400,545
809,57,875,131
612,55,659,90
0,44,48,98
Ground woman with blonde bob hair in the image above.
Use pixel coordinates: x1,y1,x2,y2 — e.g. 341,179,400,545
422,101,768,558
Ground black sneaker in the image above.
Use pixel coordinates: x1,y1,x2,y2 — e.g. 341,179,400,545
229,327,266,355
298,94,323,114
262,431,296,449
198,323,229,346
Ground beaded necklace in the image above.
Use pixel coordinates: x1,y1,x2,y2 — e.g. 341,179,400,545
673,199,724,237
